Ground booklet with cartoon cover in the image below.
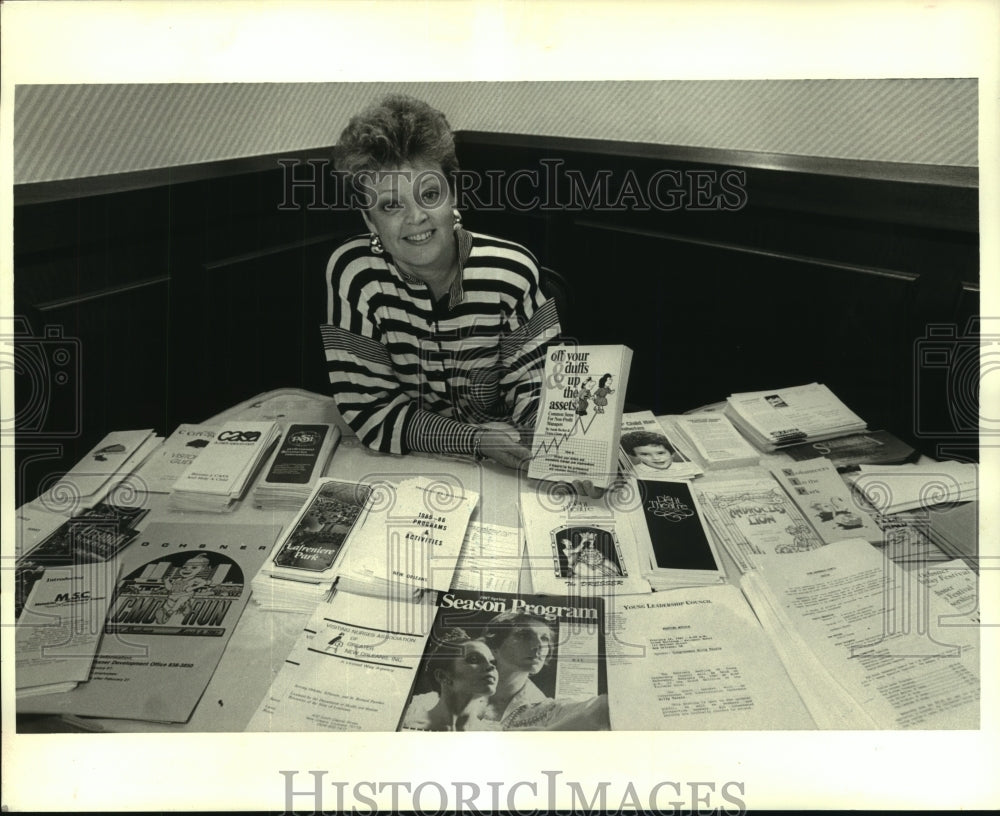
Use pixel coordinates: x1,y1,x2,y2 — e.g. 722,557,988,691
19,521,281,723
694,476,825,574
770,458,883,545
528,344,633,489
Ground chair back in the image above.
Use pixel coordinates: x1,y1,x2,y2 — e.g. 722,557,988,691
539,266,573,335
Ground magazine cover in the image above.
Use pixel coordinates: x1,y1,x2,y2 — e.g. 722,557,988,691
398,588,608,731
528,344,633,489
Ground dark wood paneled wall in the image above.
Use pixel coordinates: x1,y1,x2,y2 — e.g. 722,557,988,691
453,134,979,462
12,135,979,502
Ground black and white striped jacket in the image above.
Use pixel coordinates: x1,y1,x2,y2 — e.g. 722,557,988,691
322,229,561,455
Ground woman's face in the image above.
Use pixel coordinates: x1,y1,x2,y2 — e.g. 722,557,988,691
633,443,673,469
443,640,498,697
494,620,553,677
361,161,456,278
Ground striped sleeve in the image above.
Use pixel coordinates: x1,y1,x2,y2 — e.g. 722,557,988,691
322,239,480,456
496,250,562,428
320,239,412,453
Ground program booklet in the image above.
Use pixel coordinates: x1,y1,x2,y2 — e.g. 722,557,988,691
694,477,825,574
628,478,727,588
334,476,480,599
519,480,652,598
249,587,607,732
528,344,633,489
132,423,218,493
16,561,121,698
251,477,372,612
771,459,883,545
19,521,281,723
618,411,703,481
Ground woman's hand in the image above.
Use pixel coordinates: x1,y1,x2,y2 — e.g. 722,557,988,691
570,479,606,499
472,424,610,495
476,423,532,471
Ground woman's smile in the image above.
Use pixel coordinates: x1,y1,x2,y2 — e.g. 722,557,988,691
363,162,457,280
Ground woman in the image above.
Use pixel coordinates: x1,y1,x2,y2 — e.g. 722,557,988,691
480,611,555,723
560,530,622,579
399,628,499,731
480,611,610,730
323,94,561,470
592,373,615,414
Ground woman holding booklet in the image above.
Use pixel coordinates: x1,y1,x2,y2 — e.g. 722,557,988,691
323,94,561,471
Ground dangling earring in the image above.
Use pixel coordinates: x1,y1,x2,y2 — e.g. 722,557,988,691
369,232,384,255
452,208,462,232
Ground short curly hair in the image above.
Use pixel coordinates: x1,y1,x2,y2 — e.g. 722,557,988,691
620,430,674,456
334,94,460,184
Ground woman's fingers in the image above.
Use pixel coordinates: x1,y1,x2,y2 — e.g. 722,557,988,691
570,479,606,499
